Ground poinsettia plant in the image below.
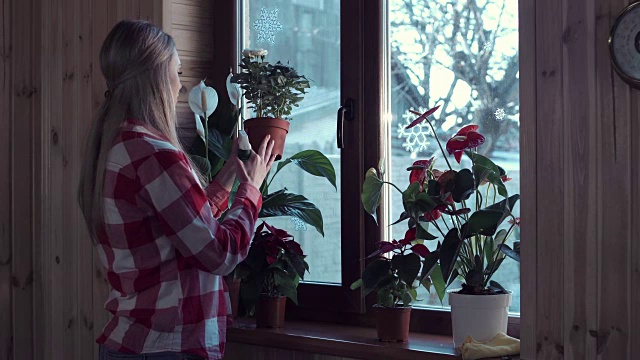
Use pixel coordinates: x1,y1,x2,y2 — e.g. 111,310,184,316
236,221,309,314
350,227,434,307
361,105,520,302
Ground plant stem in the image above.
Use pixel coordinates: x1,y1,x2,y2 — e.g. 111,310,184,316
424,211,446,237
382,181,404,195
425,118,453,171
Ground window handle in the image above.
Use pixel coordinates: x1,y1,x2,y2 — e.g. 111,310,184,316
337,98,355,149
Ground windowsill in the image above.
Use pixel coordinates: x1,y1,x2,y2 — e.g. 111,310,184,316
229,318,518,359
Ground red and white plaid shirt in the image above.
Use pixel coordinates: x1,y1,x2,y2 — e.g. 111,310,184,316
95,119,261,359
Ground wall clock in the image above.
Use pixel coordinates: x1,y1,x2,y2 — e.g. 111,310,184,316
610,2,640,88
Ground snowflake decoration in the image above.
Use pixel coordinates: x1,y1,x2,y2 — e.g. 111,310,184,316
253,7,283,44
494,108,506,121
397,107,433,153
290,217,307,231
482,42,492,53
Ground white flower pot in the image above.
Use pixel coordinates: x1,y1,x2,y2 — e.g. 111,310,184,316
448,289,512,349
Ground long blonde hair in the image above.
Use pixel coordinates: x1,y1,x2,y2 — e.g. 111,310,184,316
78,20,183,242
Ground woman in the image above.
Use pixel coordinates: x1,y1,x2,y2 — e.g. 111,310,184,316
78,20,275,360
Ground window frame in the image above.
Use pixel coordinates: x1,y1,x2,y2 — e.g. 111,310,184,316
212,0,521,337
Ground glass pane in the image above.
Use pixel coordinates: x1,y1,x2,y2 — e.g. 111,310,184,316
242,0,341,283
387,0,520,312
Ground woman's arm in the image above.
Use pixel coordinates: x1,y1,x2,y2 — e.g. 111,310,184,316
137,149,261,275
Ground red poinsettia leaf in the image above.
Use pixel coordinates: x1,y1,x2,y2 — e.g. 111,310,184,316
410,244,430,257
454,151,464,164
455,124,479,136
263,221,279,235
405,105,441,129
286,240,304,256
501,175,512,183
367,241,399,259
404,227,417,241
267,255,277,265
465,131,485,149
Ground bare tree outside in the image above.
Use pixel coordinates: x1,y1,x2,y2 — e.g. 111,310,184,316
389,0,521,312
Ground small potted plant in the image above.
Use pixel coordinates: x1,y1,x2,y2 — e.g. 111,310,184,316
351,228,432,342
361,105,520,349
235,221,309,328
231,49,310,160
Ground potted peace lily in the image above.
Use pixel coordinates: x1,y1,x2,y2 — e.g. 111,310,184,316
234,221,309,328
361,105,520,348
230,49,310,160
186,77,335,317
350,227,432,342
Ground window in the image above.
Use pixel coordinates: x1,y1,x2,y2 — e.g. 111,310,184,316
223,0,521,327
386,0,521,313
241,0,342,284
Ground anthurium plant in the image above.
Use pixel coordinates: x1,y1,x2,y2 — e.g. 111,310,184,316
361,105,520,301
230,49,310,120
236,221,309,314
186,79,336,237
350,227,434,307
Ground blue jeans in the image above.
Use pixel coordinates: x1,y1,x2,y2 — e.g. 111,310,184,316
99,345,205,360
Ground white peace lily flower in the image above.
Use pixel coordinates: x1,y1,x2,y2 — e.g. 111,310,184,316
226,71,242,108
194,113,205,142
188,80,218,119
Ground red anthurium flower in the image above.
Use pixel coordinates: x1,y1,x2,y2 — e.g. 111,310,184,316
410,244,430,257
399,227,417,246
501,175,512,182
424,208,443,222
408,158,435,186
446,124,485,163
436,170,456,189
406,105,441,129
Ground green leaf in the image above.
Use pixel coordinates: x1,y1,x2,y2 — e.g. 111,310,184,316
439,228,463,283
391,253,421,286
189,155,211,177
466,150,508,198
377,289,394,307
416,222,438,240
447,268,460,286
285,253,307,278
452,169,475,203
431,264,447,303
207,128,232,161
499,244,520,262
361,168,384,222
377,274,399,290
489,280,507,293
465,269,483,287
401,291,413,306
260,190,324,236
420,251,439,280
275,150,337,190
362,259,391,290
390,211,410,226
484,236,496,265
462,209,505,238
486,194,521,216
350,278,363,290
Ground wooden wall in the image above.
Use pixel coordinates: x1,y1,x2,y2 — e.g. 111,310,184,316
0,1,214,359
520,0,640,358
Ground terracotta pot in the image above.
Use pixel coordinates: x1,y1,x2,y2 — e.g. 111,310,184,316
224,276,241,318
448,289,512,349
255,295,287,328
375,306,412,342
243,117,290,160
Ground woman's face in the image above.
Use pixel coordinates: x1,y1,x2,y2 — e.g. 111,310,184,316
169,49,182,106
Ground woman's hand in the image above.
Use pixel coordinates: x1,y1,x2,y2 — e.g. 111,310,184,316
235,135,276,189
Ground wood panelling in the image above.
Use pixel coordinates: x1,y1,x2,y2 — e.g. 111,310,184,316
521,0,640,358
1,1,171,359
